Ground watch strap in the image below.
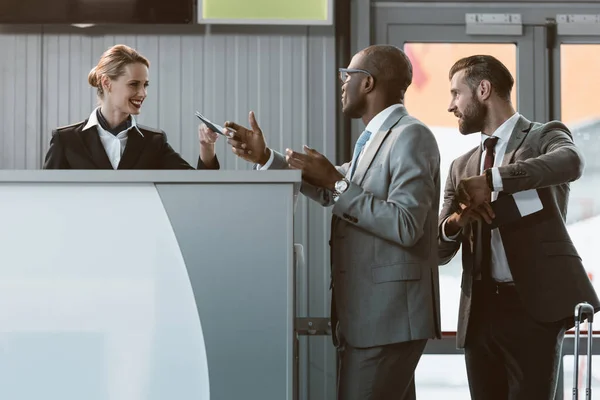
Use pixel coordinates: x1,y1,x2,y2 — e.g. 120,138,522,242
333,178,349,201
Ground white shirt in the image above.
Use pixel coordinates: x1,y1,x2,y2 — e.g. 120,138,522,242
82,107,144,169
259,104,403,170
442,112,521,282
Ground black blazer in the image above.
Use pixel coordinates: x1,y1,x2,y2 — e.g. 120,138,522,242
43,120,219,170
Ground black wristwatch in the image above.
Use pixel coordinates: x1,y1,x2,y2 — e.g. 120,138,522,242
484,169,494,191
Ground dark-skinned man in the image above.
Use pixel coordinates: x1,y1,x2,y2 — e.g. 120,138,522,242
215,45,442,400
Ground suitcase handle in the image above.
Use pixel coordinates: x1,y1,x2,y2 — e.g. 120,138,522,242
575,302,595,324
573,302,595,400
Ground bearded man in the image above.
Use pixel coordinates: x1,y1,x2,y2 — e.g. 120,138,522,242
438,54,599,400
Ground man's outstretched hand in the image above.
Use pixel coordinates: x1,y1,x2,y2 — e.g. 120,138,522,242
286,146,343,189
224,111,271,165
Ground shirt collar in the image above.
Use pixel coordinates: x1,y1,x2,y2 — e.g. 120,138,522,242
480,112,520,150
364,104,404,135
82,107,144,137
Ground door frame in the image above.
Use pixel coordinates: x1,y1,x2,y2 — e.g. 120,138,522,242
551,34,600,121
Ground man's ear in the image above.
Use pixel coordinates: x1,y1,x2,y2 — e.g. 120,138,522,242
478,80,492,101
363,75,375,94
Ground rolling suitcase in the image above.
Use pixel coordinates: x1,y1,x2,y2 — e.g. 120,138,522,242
573,302,595,400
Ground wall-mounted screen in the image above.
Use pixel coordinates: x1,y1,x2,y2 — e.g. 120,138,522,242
198,0,332,25
0,0,194,24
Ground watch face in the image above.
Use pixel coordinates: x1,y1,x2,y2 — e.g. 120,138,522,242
335,180,349,192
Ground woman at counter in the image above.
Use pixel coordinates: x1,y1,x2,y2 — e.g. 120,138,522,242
43,44,219,170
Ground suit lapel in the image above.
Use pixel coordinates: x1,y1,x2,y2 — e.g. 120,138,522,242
502,115,532,166
465,147,482,178
350,107,408,184
463,148,482,258
78,126,113,169
118,129,146,169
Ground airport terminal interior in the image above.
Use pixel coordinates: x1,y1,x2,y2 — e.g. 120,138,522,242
0,0,599,399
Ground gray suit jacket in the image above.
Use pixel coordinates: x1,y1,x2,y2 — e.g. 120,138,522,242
268,107,442,348
439,115,600,349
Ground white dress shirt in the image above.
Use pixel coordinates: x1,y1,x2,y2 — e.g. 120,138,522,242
259,104,403,170
442,112,521,282
82,107,144,169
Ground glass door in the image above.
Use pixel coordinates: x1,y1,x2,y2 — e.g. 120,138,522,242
551,33,600,400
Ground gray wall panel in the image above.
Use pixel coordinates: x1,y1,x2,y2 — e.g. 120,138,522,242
158,36,183,152
0,29,42,169
306,27,337,400
25,33,42,169
2,34,16,169
136,35,160,128
1,23,336,399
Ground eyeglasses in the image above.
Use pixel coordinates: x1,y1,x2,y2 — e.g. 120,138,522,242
338,68,373,84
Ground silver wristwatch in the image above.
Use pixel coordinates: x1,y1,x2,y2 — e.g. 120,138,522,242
333,178,350,202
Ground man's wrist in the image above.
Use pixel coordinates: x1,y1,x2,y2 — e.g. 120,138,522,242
327,172,345,191
444,214,462,237
484,169,494,191
258,147,272,166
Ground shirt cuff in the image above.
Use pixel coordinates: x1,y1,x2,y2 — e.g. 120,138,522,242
491,167,503,192
441,217,461,242
258,149,275,170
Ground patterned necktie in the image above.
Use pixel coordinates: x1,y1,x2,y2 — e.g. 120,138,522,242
480,136,499,283
349,130,372,178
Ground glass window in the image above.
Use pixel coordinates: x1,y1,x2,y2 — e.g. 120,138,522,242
559,44,600,303
403,42,518,331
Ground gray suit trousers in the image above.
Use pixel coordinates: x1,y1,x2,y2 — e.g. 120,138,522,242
336,331,427,400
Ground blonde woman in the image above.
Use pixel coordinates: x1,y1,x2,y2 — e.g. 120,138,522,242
43,44,218,170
